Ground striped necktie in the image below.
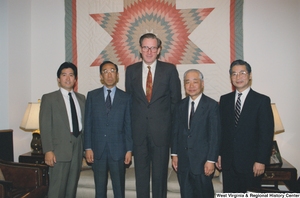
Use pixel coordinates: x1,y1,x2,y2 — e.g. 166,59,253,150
234,93,242,127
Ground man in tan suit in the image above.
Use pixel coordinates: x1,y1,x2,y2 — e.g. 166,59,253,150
40,62,85,198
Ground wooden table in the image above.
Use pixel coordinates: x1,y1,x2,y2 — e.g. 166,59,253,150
263,157,297,191
19,151,45,164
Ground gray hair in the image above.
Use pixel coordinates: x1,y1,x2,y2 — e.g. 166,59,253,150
183,69,204,81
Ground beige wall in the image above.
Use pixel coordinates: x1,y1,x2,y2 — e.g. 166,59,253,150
1,0,300,173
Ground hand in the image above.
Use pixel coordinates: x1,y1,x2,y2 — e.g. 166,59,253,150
45,151,56,167
124,152,132,165
253,162,265,177
215,156,222,170
172,156,178,172
204,161,215,176
85,150,94,163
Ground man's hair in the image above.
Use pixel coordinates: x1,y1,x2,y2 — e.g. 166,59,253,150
139,33,162,48
229,59,252,74
184,69,204,81
99,61,119,73
57,62,77,78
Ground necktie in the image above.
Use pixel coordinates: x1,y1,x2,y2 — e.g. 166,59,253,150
146,66,152,102
234,93,242,127
69,92,79,137
106,90,112,115
189,101,195,129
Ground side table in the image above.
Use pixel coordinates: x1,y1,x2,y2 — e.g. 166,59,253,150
262,157,297,191
19,152,45,164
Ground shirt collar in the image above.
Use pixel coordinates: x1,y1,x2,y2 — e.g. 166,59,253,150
236,87,250,97
143,60,157,70
189,93,202,104
104,86,116,94
60,87,73,96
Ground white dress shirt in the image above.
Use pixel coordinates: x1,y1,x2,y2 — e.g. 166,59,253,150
142,60,157,94
60,88,82,132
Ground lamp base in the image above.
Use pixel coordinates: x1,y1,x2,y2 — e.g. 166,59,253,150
31,132,43,155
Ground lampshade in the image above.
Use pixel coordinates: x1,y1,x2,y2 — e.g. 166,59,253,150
271,103,284,134
20,100,40,132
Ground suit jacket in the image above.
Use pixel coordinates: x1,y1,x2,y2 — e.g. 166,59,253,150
84,87,133,161
40,90,85,161
219,88,274,173
171,94,221,175
125,60,181,146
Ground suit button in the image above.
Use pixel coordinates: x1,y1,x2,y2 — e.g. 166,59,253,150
185,147,187,150
188,135,191,138
104,135,106,137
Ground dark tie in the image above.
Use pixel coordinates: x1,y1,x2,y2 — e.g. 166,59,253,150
189,101,195,129
106,90,112,115
69,92,79,137
146,66,152,102
235,93,242,127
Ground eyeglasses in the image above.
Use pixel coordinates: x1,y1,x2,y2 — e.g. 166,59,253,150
141,46,158,53
231,71,248,78
102,68,116,75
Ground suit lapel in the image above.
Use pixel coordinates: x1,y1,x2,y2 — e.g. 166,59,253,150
151,62,163,102
190,95,206,131
237,89,254,128
56,90,71,131
134,64,148,103
109,88,121,118
179,98,189,131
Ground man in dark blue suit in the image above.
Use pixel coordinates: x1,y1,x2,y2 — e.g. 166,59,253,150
84,61,133,198
216,59,274,192
125,33,181,198
171,69,221,198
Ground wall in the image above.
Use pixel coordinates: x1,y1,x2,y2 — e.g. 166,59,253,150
0,0,9,128
1,0,299,173
243,0,300,172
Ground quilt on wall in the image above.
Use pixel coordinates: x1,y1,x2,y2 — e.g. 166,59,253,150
65,0,243,100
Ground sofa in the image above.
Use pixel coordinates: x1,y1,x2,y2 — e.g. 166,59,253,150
76,158,223,197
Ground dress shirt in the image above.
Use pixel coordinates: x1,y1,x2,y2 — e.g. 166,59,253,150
60,88,82,132
104,86,116,104
142,60,157,94
235,87,250,112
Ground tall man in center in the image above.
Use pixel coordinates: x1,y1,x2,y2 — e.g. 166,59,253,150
125,33,181,198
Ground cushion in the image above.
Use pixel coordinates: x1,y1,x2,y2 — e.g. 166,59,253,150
0,168,4,180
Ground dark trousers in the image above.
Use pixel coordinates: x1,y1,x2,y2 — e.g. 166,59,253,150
177,169,214,198
133,137,169,198
222,166,262,193
93,145,125,198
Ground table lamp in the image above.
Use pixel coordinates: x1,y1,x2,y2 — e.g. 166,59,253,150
20,100,43,155
271,103,285,134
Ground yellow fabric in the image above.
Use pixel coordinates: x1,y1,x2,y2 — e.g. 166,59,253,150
0,168,5,180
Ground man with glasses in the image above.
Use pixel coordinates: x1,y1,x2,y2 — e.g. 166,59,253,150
216,59,274,192
84,61,133,198
125,33,181,198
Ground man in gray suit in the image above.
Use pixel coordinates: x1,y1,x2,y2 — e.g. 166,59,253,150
125,33,181,198
171,69,221,198
84,61,133,198
40,62,85,198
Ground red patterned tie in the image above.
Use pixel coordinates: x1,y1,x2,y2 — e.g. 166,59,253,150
146,66,152,102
